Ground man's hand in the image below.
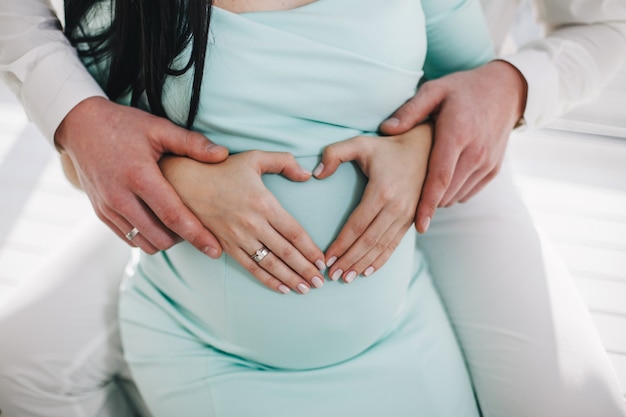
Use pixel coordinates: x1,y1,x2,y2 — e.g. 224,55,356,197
380,60,527,233
54,97,229,257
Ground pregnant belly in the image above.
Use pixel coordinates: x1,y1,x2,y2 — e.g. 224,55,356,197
142,157,418,369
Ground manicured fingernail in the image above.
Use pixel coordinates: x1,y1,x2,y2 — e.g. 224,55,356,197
301,167,312,176
311,276,324,288
383,117,400,128
204,246,219,258
315,259,326,271
345,270,357,283
421,216,431,233
297,283,310,294
278,284,291,294
331,269,343,281
363,266,375,277
326,256,337,267
313,162,324,177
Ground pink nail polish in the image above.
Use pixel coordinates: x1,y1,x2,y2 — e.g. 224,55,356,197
331,269,343,281
345,270,357,283
313,162,324,177
421,216,431,233
297,283,310,294
311,276,324,288
315,259,326,271
326,256,337,267
363,266,375,277
278,284,291,294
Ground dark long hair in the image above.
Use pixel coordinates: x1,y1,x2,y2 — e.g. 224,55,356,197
64,0,212,128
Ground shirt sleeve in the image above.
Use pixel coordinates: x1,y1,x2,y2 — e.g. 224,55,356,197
0,0,107,143
501,0,626,128
421,0,495,81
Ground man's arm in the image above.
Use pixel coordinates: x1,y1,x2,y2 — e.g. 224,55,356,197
382,0,626,232
0,0,106,142
0,0,229,256
505,0,626,127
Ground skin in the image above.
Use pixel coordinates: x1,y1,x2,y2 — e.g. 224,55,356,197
380,60,527,233
56,0,527,292
56,97,228,257
159,151,325,295
159,125,433,292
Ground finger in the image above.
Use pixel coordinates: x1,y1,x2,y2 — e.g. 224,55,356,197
439,150,482,207
235,247,293,295
324,184,384,269
240,244,312,295
261,230,325,290
332,214,406,283
154,120,229,164
314,136,368,179
379,82,446,135
360,228,407,279
250,151,312,182
102,197,180,250
458,167,499,204
268,209,326,274
133,165,224,258
414,134,461,233
96,203,160,254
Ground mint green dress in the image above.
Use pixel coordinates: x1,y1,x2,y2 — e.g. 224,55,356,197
118,1,494,415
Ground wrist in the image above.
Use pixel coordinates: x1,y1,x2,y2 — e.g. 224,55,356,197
53,96,111,153
489,60,528,128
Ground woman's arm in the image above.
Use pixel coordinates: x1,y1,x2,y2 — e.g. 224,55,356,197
322,0,494,282
317,123,433,281
159,151,326,295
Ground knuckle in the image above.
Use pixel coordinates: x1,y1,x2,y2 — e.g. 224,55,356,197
246,150,263,163
283,227,303,244
362,233,379,249
374,184,395,205
323,144,339,161
277,245,295,261
433,169,453,190
125,167,147,190
261,256,278,270
247,261,262,276
153,235,177,251
349,221,367,238
158,205,182,226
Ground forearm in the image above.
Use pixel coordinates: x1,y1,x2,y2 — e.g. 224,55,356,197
503,1,626,127
0,0,106,142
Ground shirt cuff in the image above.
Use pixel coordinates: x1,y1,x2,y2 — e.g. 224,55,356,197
19,47,107,145
500,48,560,130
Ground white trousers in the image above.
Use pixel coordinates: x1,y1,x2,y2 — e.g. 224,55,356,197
0,165,624,417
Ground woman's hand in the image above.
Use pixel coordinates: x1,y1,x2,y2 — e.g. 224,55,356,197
160,151,326,295
314,123,433,282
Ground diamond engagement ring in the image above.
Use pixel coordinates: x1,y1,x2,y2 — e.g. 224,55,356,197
125,227,140,241
251,246,270,262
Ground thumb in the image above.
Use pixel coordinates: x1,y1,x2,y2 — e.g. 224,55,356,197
379,82,445,135
160,122,229,163
255,151,312,182
314,136,367,180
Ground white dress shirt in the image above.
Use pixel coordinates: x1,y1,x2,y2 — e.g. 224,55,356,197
1,0,625,141
482,0,626,127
